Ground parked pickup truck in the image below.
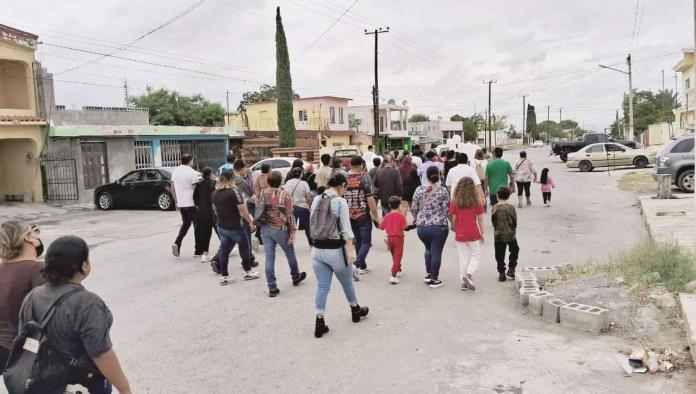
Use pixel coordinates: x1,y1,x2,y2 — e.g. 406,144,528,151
551,133,637,162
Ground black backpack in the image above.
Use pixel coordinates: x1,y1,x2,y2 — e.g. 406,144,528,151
3,287,84,394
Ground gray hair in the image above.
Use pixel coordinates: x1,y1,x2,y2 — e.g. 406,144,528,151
0,221,31,260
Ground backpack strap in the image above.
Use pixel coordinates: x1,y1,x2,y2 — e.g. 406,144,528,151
37,287,84,330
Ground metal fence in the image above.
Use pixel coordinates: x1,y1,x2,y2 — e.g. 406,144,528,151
40,157,79,201
134,141,153,169
160,139,225,170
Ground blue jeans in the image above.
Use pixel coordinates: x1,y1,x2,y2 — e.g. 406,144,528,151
416,225,449,280
312,247,358,315
261,226,300,289
218,227,252,276
350,221,372,269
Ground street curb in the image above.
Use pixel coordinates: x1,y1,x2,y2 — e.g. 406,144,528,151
678,294,696,366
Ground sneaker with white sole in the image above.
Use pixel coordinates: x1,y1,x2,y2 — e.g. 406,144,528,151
171,244,180,257
461,281,468,291
423,274,432,283
389,276,400,284
243,271,260,280
428,280,443,289
219,276,234,286
200,254,210,263
396,270,404,278
358,267,371,275
463,274,476,291
352,266,361,281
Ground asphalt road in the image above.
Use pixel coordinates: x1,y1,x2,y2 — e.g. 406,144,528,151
2,147,694,393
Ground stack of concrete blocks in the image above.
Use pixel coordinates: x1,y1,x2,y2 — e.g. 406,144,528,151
513,266,610,334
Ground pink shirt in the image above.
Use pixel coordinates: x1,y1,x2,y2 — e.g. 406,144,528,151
540,177,555,193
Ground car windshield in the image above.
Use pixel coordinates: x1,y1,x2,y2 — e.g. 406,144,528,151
335,150,358,157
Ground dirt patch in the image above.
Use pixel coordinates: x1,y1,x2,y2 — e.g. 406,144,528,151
546,274,687,355
617,171,657,194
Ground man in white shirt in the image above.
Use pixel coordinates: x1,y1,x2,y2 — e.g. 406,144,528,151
410,149,423,168
362,145,377,167
445,152,484,202
171,154,201,257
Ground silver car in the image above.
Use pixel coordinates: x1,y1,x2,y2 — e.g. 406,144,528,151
652,134,694,193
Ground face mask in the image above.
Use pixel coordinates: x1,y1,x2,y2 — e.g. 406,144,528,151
34,238,44,258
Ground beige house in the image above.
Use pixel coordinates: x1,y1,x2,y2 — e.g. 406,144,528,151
0,24,46,202
674,49,695,132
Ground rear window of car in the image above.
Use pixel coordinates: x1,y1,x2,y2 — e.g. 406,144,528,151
335,150,358,157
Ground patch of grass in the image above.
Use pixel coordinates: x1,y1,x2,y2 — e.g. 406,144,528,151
617,171,657,194
569,240,696,292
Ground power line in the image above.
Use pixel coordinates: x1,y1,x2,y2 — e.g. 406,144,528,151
630,0,640,52
55,0,207,76
292,0,360,61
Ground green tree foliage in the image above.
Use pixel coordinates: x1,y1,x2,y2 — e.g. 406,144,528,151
237,84,299,113
275,7,296,147
622,89,679,136
462,118,478,142
128,89,225,126
409,113,430,122
526,105,538,139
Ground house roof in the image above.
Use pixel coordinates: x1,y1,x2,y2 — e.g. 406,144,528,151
49,125,244,138
0,24,38,49
0,115,46,123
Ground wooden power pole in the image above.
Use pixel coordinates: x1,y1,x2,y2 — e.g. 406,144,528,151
365,27,389,152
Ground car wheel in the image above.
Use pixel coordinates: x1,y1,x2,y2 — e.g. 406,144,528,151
560,153,568,162
579,161,593,172
158,192,174,211
97,192,113,210
633,156,648,168
677,169,694,193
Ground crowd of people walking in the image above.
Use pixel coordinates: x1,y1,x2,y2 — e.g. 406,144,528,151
0,144,556,392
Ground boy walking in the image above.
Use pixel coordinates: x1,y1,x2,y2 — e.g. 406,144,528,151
379,196,408,284
491,187,519,282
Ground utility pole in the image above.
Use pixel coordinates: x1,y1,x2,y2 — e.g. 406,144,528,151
520,94,528,145
365,27,389,152
558,107,563,138
484,80,497,151
123,80,129,108
627,54,635,141
662,69,665,91
546,105,550,143
226,91,230,126
615,110,620,138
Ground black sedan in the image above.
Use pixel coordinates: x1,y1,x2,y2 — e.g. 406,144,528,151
94,167,175,211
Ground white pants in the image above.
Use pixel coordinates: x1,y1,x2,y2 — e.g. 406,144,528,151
456,240,481,279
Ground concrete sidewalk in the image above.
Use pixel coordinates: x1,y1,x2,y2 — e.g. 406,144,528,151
639,195,696,252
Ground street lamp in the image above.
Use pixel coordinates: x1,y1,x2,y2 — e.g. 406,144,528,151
599,55,634,141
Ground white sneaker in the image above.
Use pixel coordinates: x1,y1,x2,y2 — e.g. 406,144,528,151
463,274,476,291
389,276,400,284
358,267,371,275
352,266,361,281
171,244,180,257
243,271,260,280
396,270,404,278
219,276,234,286
547,202,551,207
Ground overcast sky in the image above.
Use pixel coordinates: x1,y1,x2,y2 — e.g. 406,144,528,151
3,0,694,131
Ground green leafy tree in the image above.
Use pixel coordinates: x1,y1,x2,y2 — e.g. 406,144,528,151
275,7,296,147
462,118,478,142
610,118,623,138
237,84,298,112
410,113,430,122
128,89,225,126
621,89,678,136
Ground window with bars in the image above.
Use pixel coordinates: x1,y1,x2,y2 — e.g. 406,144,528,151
299,110,307,122
160,140,225,170
134,141,153,169
330,107,336,124
339,107,344,124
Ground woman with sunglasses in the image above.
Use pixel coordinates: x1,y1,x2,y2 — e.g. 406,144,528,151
0,221,45,367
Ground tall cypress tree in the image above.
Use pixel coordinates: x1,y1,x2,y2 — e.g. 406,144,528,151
526,104,538,140
275,7,296,147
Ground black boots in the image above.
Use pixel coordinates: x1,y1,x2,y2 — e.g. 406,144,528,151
351,304,369,323
315,316,329,338
498,273,507,282
293,272,307,286
506,269,516,279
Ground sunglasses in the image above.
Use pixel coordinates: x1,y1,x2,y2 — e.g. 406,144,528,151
30,225,40,235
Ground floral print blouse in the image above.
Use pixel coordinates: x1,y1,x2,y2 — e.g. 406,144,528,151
514,158,536,183
410,184,451,226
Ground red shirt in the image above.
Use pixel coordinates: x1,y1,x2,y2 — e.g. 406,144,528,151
379,211,408,237
448,202,484,242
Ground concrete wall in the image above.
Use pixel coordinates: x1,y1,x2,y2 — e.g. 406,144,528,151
0,126,43,201
51,108,149,126
0,39,38,117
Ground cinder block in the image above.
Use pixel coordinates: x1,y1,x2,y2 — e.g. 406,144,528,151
519,284,541,306
528,291,553,315
559,303,610,334
515,272,537,289
522,267,560,283
542,297,566,323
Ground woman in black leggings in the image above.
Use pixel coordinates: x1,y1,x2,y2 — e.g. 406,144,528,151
513,151,537,208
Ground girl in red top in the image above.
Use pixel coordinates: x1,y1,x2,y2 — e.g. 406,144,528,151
379,196,408,284
448,177,485,291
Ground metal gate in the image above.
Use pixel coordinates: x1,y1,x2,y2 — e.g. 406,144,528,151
160,139,225,170
40,157,79,201
134,141,153,169
81,142,109,189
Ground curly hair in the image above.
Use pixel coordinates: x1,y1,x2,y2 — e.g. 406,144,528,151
453,177,478,209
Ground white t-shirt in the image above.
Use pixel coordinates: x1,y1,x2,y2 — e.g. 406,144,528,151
445,164,481,197
363,151,377,170
171,165,201,208
283,178,311,209
411,155,423,168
